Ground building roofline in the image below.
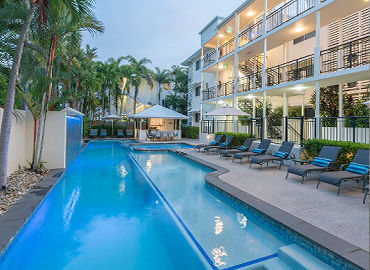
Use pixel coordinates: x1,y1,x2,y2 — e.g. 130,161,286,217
181,49,202,66
217,0,255,29
198,16,225,35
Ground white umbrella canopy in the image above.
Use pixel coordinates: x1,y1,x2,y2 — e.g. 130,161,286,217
362,100,370,108
102,114,123,134
205,105,250,117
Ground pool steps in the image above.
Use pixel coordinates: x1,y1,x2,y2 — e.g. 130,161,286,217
278,244,334,270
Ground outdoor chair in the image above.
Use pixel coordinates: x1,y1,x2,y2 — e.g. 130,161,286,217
250,141,295,170
195,135,223,152
154,131,162,140
220,138,254,158
363,185,369,204
161,131,169,140
89,129,98,138
285,146,341,184
117,129,125,138
204,135,234,154
146,130,154,141
168,131,175,140
316,149,369,196
232,139,271,163
100,129,107,138
126,130,133,137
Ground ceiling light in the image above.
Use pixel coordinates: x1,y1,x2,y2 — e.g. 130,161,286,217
246,94,254,99
295,26,304,33
226,27,233,34
219,34,225,38
294,85,305,91
246,11,255,17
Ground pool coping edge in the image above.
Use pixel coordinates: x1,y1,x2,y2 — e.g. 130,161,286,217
172,149,369,270
0,168,64,255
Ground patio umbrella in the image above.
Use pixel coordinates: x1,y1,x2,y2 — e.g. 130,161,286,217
205,105,250,146
102,114,122,134
362,100,370,108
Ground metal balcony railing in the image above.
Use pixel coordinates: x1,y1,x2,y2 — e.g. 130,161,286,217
266,54,314,86
201,120,215,134
239,20,263,47
202,50,216,68
238,73,262,93
218,38,235,59
320,36,370,74
266,0,315,31
218,81,234,97
202,86,216,100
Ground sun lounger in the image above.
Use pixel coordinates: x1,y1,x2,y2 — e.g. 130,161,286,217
316,149,369,196
146,130,154,141
232,139,271,163
100,129,107,138
89,129,98,138
117,129,125,138
220,138,254,158
250,141,295,170
195,135,223,152
285,146,341,184
363,185,369,204
204,135,234,154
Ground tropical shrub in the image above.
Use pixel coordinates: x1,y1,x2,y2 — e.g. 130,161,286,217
215,132,254,148
301,139,369,165
182,126,199,139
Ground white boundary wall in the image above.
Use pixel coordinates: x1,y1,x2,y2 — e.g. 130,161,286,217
0,108,72,176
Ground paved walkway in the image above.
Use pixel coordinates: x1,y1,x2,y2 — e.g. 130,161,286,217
180,147,369,252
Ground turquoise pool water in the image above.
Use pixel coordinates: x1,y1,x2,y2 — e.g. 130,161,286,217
132,143,194,150
0,140,331,269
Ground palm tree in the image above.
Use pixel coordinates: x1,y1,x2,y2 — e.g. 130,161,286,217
118,65,135,115
124,56,153,114
153,67,171,105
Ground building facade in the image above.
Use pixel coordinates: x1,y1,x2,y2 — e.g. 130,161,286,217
183,0,369,144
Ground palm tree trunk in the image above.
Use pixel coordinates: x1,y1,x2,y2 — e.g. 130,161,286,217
36,34,56,171
158,83,161,105
0,3,35,188
133,86,139,115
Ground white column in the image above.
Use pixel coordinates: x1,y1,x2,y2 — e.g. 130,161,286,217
216,63,219,97
338,84,343,117
314,10,321,78
301,95,305,116
283,92,288,117
315,81,320,138
263,91,267,139
252,97,256,118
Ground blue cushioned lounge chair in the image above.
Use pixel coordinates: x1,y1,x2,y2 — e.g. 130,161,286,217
100,129,107,138
232,139,271,163
117,129,125,138
316,149,369,196
195,135,223,152
250,141,295,170
286,146,341,184
219,138,254,158
89,129,98,138
204,135,234,154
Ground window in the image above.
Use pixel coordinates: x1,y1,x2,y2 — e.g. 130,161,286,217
293,31,316,45
195,86,201,96
195,60,201,71
195,113,200,123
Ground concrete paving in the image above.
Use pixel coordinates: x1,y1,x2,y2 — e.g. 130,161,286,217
181,147,369,252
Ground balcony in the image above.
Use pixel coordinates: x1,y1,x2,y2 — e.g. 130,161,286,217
320,36,370,74
202,86,216,100
266,54,314,86
266,0,315,32
218,38,235,59
239,20,263,47
218,81,234,97
238,73,262,93
203,50,216,68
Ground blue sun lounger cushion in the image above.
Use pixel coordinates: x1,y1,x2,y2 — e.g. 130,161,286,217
312,157,332,167
237,146,247,151
210,140,217,145
272,151,289,158
345,162,370,175
252,148,263,153
219,142,226,147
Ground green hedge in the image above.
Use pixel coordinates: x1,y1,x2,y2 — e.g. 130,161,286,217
215,132,254,148
182,126,199,139
301,139,369,165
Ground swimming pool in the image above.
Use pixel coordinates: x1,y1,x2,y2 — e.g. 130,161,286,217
132,143,194,150
0,140,334,269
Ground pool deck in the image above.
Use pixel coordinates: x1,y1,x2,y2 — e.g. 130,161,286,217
178,146,369,265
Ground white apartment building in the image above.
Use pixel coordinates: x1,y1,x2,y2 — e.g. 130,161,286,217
183,0,369,144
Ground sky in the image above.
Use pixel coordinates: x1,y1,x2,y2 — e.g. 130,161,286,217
82,0,242,69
